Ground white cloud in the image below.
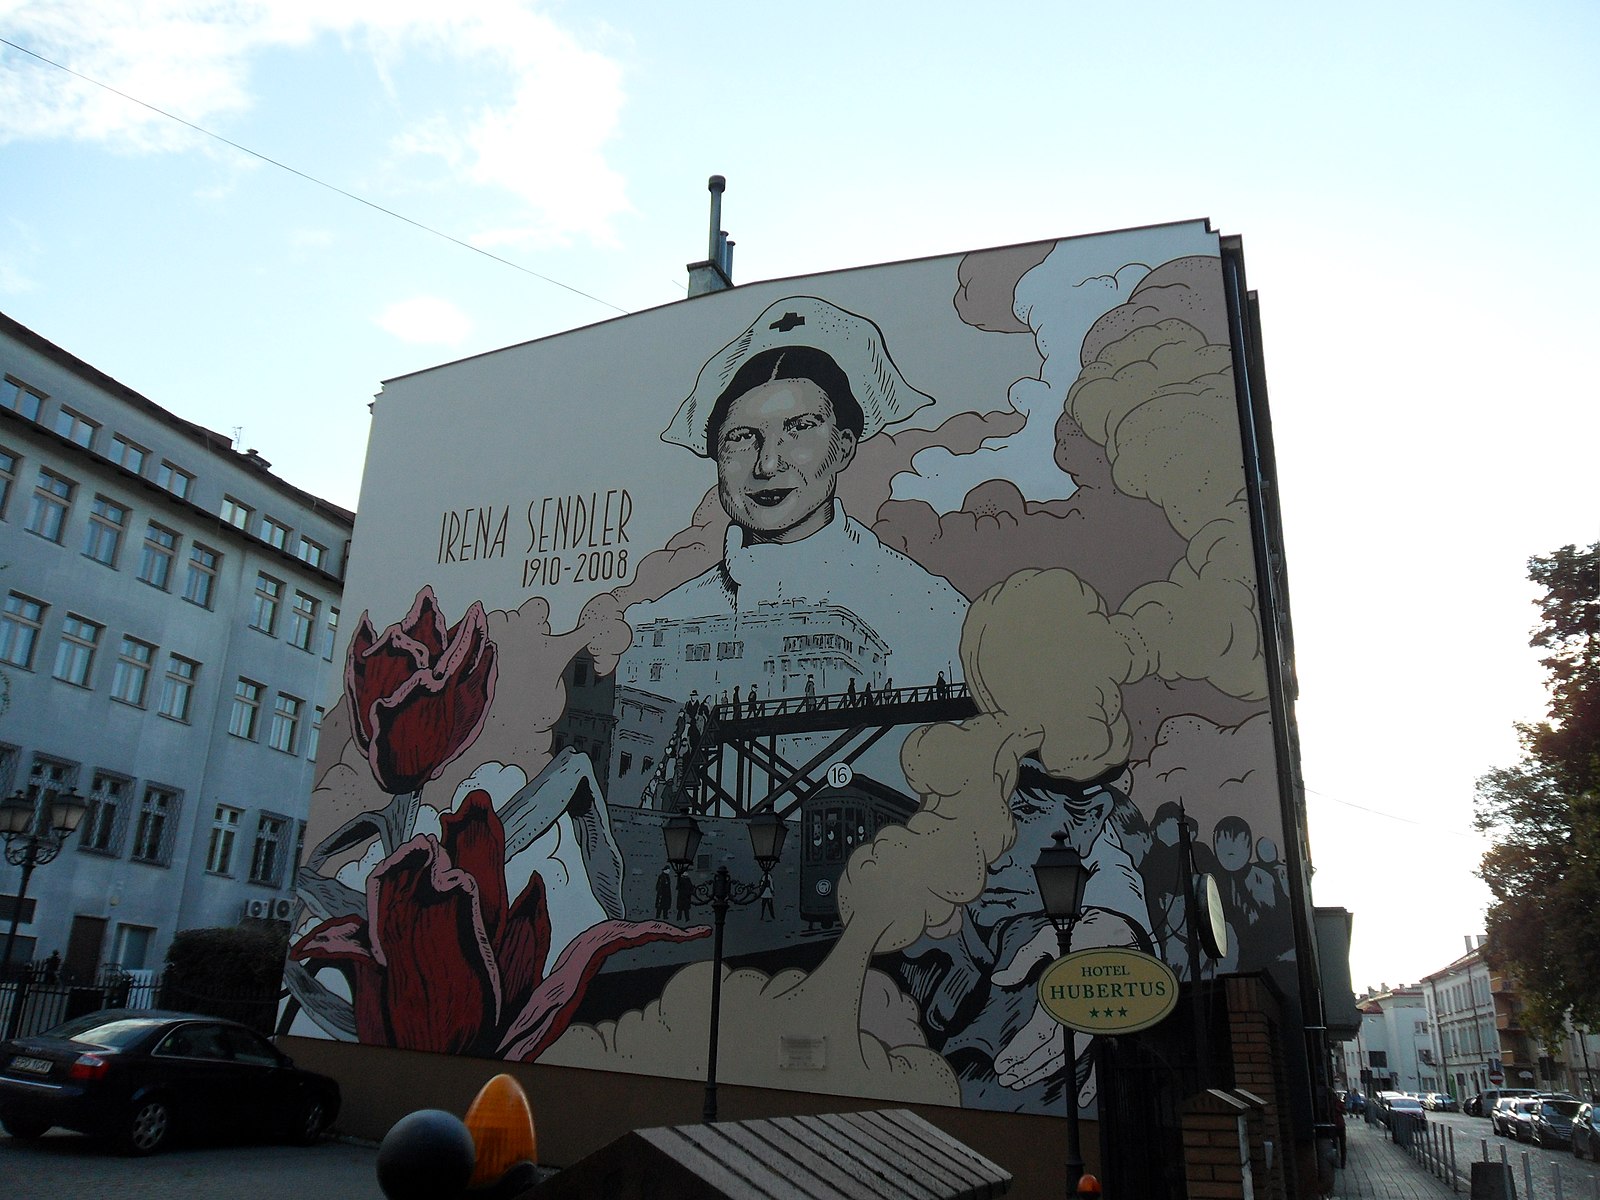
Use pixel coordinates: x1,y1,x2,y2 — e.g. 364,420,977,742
0,2,631,242
374,294,472,346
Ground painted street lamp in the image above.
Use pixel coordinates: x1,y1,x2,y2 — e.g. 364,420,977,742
1034,829,1092,1194
663,807,788,1123
2,785,87,1037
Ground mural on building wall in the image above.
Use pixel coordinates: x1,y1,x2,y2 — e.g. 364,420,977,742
284,220,1297,1117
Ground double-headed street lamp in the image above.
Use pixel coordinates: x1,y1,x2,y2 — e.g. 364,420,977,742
662,807,787,1124
2,785,87,1037
1033,829,1093,1195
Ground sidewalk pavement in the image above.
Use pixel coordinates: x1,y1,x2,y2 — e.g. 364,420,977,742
1332,1118,1461,1200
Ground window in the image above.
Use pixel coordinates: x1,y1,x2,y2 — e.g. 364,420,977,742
1,376,45,421
183,543,220,608
649,662,663,682
619,751,633,776
250,813,289,886
306,706,324,761
155,460,192,499
573,659,590,687
296,536,327,570
0,446,15,518
157,655,198,722
250,573,281,634
82,495,127,566
321,606,339,661
288,591,317,651
108,434,147,475
110,924,154,971
52,407,98,449
138,523,178,589
229,678,262,739
52,615,101,686
206,805,241,874
130,785,179,865
25,468,73,542
80,772,130,855
260,516,290,549
1369,1050,1389,1068
220,496,252,529
268,693,301,754
1,592,46,669
110,636,155,705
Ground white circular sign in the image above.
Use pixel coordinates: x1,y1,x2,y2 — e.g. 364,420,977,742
827,762,854,788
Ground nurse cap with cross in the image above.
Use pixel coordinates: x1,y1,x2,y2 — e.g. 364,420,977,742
661,295,936,458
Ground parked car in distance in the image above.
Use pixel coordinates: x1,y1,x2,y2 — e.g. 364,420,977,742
1423,1092,1458,1112
0,1009,340,1155
1529,1099,1582,1149
1473,1087,1538,1117
1493,1096,1537,1138
1380,1093,1427,1127
1572,1102,1600,1161
1509,1098,1546,1142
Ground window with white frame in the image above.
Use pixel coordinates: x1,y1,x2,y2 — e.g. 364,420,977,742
220,496,252,529
260,516,290,549
138,522,178,589
321,606,339,660
79,771,130,855
82,495,127,566
155,460,192,499
306,705,324,761
107,434,148,475
288,591,317,651
1,376,45,421
250,572,281,635
183,543,220,608
111,923,155,971
130,785,179,865
157,654,198,722
268,693,301,754
250,813,289,886
52,614,101,686
206,804,241,874
1,592,46,670
0,446,16,519
229,678,262,739
52,407,98,449
110,636,156,706
296,536,327,570
25,468,73,542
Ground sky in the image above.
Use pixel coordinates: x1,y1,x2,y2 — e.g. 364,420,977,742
1,0,1596,994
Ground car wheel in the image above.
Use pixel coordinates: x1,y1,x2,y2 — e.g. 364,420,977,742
291,1096,330,1146
121,1097,173,1156
1,1114,52,1140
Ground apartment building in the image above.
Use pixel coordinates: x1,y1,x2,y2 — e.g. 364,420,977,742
0,311,352,981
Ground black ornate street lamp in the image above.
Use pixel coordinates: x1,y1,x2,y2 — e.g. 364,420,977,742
2,785,87,1037
1034,829,1092,1194
663,807,787,1123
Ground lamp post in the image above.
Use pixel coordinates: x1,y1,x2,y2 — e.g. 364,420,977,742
1033,829,1092,1195
663,807,787,1123
2,785,87,1038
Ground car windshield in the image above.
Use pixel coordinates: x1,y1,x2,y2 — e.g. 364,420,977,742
1544,1101,1580,1117
43,1014,165,1049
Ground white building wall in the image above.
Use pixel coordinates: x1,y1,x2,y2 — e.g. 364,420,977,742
0,312,351,979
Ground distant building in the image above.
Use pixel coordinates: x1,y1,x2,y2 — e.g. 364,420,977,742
0,312,351,982
1347,985,1431,1094
1419,941,1499,1099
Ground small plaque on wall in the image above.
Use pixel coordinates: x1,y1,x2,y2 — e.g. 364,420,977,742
779,1035,827,1070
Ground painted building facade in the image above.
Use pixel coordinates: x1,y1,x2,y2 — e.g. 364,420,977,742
0,312,350,982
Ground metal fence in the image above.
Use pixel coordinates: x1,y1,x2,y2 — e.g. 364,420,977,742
0,963,283,1039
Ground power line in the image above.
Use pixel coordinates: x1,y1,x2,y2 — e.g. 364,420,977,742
0,37,630,316
1304,786,1482,840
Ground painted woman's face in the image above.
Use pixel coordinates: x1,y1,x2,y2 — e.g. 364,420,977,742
715,379,857,544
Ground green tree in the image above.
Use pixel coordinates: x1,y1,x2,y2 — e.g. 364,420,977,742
1475,541,1600,1038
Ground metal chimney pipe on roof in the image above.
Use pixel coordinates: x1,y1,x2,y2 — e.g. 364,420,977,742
724,238,735,278
707,175,726,263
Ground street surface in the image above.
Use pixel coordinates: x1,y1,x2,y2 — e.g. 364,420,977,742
1377,1110,1600,1200
0,1130,384,1199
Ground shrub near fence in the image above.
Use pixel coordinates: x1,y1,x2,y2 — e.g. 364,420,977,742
0,965,284,1039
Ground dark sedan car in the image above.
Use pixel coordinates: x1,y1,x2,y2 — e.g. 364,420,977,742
1529,1099,1582,1148
0,1009,339,1155
1573,1103,1600,1161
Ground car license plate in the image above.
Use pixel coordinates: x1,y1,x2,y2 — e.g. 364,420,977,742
9,1056,52,1076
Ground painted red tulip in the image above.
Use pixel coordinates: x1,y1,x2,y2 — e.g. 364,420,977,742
346,586,498,795
290,790,707,1059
